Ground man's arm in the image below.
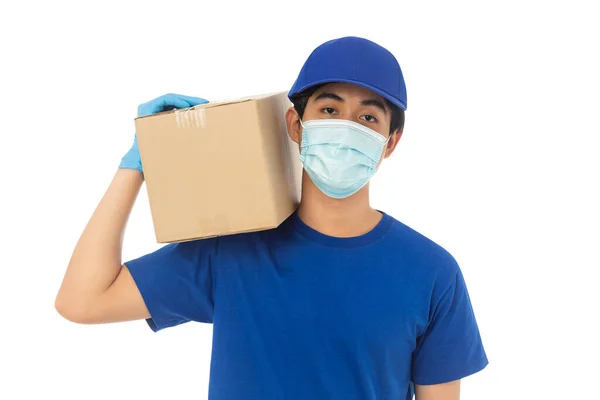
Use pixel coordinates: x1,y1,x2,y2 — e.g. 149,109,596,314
54,93,210,325
415,380,460,400
54,168,150,324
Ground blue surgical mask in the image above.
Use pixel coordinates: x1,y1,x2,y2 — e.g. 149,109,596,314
299,119,390,199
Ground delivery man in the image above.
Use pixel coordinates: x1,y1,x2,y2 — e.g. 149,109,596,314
55,36,488,400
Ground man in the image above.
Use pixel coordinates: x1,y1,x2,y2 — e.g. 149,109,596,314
56,36,488,399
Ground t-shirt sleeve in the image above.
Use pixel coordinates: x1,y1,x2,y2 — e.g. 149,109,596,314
411,265,488,385
123,238,218,332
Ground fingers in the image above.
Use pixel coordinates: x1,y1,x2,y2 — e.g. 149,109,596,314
167,94,209,107
159,96,198,110
138,94,210,117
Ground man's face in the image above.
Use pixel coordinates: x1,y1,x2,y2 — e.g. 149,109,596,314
303,82,393,138
286,82,402,163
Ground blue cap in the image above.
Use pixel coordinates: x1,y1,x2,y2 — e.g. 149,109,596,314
288,36,407,110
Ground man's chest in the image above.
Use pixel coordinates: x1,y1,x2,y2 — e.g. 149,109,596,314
213,255,429,353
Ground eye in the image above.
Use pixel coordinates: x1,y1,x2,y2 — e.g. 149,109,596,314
322,107,337,115
361,115,378,123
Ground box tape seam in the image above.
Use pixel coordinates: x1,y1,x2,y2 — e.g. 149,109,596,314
175,108,207,129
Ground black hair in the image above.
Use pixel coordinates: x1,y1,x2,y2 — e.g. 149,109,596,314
290,83,405,135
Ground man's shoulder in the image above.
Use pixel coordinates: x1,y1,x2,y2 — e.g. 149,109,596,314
190,220,293,252
384,213,460,276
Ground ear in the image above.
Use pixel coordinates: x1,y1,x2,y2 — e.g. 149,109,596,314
285,107,302,145
383,129,403,159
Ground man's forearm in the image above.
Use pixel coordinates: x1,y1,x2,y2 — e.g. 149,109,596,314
55,168,143,319
414,380,461,400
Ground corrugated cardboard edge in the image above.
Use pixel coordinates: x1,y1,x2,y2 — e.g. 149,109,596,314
277,94,301,204
157,224,281,244
254,92,301,228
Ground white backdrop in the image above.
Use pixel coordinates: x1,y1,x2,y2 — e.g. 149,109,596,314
1,1,598,399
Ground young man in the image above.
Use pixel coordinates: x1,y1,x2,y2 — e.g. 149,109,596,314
56,36,488,399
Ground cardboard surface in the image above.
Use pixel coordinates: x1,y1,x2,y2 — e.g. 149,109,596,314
135,91,302,243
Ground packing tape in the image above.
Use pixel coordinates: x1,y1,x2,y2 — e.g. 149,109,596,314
175,108,207,129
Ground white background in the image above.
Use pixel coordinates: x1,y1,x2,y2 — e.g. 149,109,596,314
1,0,598,399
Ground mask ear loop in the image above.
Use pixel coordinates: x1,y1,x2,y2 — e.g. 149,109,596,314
379,132,394,161
297,117,306,147
298,116,305,129
383,132,393,146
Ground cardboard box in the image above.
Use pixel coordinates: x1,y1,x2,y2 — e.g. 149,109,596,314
135,91,303,243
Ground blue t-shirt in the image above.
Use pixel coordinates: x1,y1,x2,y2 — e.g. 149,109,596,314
125,211,488,399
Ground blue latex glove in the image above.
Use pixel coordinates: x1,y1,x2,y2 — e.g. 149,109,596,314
119,93,209,173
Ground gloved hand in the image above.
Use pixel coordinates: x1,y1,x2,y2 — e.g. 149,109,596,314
119,93,209,174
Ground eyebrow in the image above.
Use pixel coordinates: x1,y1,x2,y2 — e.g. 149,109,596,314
315,92,344,102
314,92,387,114
361,99,387,115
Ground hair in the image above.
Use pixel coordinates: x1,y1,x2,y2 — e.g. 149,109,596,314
290,83,405,135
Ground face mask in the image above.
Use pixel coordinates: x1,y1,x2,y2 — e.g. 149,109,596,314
299,119,390,199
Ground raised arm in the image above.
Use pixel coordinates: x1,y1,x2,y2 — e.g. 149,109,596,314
54,94,208,324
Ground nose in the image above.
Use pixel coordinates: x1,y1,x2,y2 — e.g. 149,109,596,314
339,104,363,125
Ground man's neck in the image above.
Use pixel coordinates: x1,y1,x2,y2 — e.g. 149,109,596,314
297,174,383,238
